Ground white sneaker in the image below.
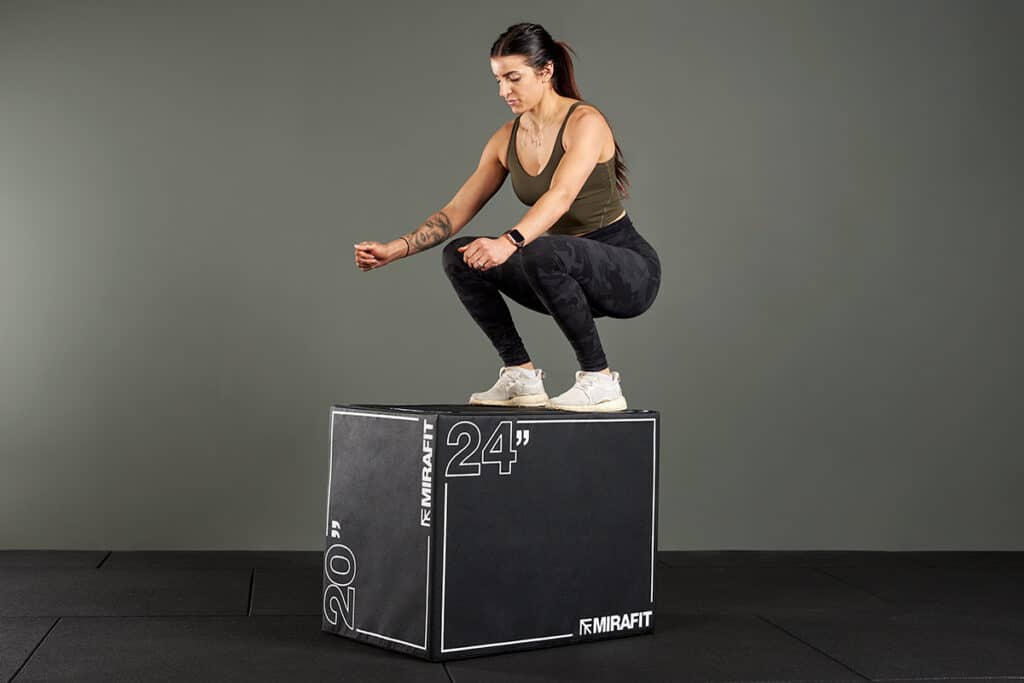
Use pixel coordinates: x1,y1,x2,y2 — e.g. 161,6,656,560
546,370,628,412
469,367,550,407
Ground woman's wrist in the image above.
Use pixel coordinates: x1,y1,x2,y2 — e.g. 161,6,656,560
392,237,411,259
500,234,519,252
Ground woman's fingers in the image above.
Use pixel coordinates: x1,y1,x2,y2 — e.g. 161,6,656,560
354,242,384,257
354,240,379,271
355,249,378,268
354,245,384,266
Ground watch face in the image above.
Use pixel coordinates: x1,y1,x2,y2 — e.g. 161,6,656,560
508,229,525,245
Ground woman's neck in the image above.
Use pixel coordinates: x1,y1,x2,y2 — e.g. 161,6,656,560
521,92,572,130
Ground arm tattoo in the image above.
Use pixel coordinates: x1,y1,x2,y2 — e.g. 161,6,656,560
402,211,452,256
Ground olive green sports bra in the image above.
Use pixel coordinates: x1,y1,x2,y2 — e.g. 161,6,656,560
507,100,625,237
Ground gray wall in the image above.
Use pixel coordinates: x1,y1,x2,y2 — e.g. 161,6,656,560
1,0,1021,550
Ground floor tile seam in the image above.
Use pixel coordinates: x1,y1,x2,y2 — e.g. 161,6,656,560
657,560,927,570
9,567,271,572
875,678,1024,681
1,613,268,619
756,614,872,681
700,679,867,683
654,611,918,624
658,561,802,569
7,616,61,683
812,567,899,606
4,566,316,571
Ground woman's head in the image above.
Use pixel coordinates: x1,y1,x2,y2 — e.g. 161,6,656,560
489,22,630,199
490,23,581,106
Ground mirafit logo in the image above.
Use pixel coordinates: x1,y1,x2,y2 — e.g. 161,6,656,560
579,610,653,635
420,421,434,527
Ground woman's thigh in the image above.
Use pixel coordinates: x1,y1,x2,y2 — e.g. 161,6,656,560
453,233,660,319
459,241,551,316
536,234,661,318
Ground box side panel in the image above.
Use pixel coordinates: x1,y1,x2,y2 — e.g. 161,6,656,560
436,414,656,658
321,407,435,657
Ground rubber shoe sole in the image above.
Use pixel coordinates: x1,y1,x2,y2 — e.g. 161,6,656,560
545,396,628,412
469,392,550,407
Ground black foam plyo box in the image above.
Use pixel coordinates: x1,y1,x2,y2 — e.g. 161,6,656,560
321,403,660,661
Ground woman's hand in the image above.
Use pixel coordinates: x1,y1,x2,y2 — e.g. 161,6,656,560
354,240,402,272
458,236,518,272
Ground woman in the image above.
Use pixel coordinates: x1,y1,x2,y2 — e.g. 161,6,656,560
354,23,660,412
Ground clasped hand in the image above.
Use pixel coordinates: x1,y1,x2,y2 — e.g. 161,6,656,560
458,236,518,272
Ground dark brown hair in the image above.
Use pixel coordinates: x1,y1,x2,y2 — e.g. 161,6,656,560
491,23,630,199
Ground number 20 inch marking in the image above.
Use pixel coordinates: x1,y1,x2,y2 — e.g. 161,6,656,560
445,420,525,477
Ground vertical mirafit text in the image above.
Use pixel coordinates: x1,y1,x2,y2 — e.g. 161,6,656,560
420,421,433,526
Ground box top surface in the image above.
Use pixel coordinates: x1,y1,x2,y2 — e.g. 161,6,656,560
335,403,657,416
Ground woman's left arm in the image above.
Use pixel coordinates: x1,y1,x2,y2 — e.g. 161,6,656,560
459,111,607,270
510,110,607,246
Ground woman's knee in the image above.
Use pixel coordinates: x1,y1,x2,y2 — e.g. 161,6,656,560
442,235,476,273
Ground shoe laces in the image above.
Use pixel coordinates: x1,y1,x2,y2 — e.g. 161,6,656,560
499,367,543,388
574,370,618,393
570,371,603,397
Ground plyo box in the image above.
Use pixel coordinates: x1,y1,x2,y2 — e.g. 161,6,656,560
321,403,660,661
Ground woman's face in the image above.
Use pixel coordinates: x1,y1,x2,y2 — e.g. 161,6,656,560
490,54,552,112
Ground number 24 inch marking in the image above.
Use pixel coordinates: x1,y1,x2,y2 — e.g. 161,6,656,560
445,420,527,477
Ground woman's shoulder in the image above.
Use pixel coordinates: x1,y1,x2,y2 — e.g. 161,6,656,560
567,99,608,126
563,100,615,154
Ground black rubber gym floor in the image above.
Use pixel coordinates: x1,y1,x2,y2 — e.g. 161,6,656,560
2,551,1022,682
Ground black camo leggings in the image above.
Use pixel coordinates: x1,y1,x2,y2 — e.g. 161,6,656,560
442,213,661,372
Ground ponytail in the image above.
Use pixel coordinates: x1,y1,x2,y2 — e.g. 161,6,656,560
551,40,630,199
550,41,581,99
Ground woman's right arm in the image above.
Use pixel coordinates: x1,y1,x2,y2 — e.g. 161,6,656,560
368,123,511,262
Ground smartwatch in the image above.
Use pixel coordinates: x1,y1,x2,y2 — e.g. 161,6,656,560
504,229,526,249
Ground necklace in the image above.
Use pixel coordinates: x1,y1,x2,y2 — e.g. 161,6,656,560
525,127,544,148
523,102,570,148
